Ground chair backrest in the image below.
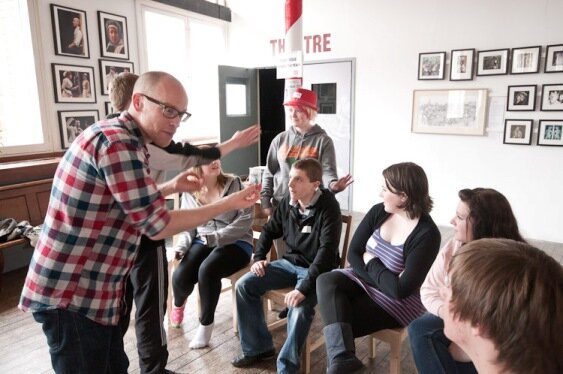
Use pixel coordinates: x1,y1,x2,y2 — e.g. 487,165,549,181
339,214,353,269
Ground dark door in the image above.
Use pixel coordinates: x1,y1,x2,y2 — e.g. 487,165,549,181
258,68,285,165
218,65,259,176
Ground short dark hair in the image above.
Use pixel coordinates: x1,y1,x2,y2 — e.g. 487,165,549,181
458,188,525,242
449,238,563,374
292,158,322,183
382,162,432,218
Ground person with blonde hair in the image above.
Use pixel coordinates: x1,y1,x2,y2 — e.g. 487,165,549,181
409,188,526,374
170,158,253,348
443,238,563,374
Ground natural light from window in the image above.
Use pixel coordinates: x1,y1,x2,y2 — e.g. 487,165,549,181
0,0,44,152
142,6,226,143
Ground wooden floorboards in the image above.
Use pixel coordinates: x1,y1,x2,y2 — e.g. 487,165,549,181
0,267,418,373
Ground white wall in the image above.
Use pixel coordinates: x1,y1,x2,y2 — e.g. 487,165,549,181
32,0,138,150
226,0,563,242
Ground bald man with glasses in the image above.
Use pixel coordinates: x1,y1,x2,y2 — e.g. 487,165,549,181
108,72,260,374
20,71,261,374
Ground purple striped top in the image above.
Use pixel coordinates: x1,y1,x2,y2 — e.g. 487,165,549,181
337,228,426,326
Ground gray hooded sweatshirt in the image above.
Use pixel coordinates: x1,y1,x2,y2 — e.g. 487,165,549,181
260,124,338,209
173,175,254,254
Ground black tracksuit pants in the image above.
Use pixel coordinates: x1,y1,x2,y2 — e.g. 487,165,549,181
120,236,169,374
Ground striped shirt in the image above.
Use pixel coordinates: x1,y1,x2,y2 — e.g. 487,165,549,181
338,228,426,326
19,112,170,326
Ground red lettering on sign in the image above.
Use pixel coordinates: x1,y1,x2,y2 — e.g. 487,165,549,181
270,33,332,55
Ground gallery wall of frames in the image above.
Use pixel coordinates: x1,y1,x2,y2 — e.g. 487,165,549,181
414,44,563,147
50,4,134,148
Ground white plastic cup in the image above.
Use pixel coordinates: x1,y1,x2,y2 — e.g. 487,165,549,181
249,166,265,184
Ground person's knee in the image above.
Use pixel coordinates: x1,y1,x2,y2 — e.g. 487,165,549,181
316,271,340,301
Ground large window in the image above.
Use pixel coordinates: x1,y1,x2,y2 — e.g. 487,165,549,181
0,0,49,157
138,1,227,142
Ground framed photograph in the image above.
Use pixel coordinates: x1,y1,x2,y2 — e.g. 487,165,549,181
545,44,563,73
540,84,563,111
507,85,536,111
411,89,488,135
450,49,475,81
105,102,115,117
503,119,533,145
50,4,89,58
476,48,509,76
510,46,541,74
98,11,129,60
418,52,446,80
99,59,134,95
537,120,563,146
52,63,96,103
58,110,99,148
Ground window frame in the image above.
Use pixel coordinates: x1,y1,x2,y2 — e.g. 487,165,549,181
0,0,54,159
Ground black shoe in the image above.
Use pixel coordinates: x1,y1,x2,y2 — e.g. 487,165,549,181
231,349,276,368
278,307,289,319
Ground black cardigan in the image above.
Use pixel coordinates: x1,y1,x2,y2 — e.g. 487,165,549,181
347,203,441,300
254,188,342,296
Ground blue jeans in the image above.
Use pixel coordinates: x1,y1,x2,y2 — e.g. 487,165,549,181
408,313,477,374
236,259,317,374
33,309,129,374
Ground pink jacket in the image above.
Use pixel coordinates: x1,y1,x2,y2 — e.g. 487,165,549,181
420,238,462,316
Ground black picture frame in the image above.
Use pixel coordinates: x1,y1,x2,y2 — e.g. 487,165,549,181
506,85,536,111
545,44,563,73
50,4,89,58
476,48,509,76
450,48,475,81
503,119,533,145
52,63,96,103
510,46,541,74
99,59,135,95
58,110,99,148
418,52,446,80
105,102,115,117
540,84,563,111
98,11,129,60
537,120,563,146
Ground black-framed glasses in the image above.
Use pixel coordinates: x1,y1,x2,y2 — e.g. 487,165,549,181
140,94,191,122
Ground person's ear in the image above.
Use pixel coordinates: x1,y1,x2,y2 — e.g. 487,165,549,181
132,93,143,111
313,180,321,190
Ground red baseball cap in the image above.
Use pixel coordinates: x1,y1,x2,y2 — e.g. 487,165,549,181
283,88,319,111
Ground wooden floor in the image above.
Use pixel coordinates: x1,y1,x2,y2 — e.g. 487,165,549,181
0,267,418,374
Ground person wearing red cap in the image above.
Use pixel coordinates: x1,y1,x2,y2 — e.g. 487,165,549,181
261,87,353,218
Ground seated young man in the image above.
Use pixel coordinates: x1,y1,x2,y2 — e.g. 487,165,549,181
232,158,342,373
443,238,563,374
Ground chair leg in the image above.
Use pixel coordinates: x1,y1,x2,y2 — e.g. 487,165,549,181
302,337,311,374
232,282,238,333
370,336,377,359
389,335,401,374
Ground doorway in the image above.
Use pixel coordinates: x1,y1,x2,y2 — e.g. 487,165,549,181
219,59,355,210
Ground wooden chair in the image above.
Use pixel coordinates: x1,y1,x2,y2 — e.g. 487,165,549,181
261,214,353,374
369,327,410,374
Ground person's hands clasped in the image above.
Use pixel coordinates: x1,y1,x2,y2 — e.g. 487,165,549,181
284,289,305,307
231,124,261,148
330,174,354,193
251,260,269,277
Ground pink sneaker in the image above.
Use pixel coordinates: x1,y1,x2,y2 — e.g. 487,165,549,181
170,303,185,328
